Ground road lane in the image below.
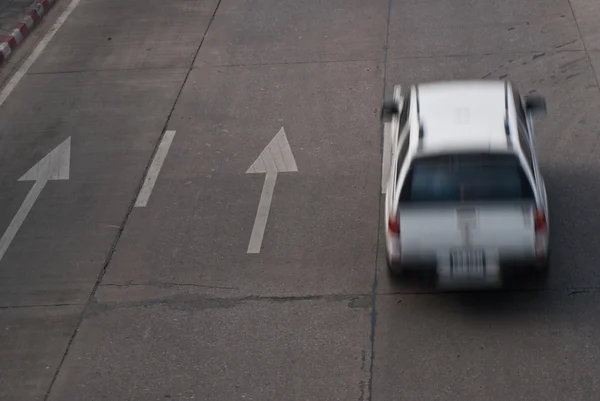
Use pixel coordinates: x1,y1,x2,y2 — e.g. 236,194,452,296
375,0,600,399
0,68,187,307
0,66,187,399
0,0,222,399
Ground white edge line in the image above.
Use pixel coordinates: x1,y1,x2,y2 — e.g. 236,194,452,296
0,0,83,108
135,130,176,207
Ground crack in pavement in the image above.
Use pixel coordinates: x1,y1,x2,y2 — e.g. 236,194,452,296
100,281,239,290
0,302,84,310
99,281,374,307
367,0,394,400
83,293,372,318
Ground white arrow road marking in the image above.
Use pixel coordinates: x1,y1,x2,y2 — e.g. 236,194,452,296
381,122,392,194
135,130,176,207
246,127,298,254
0,137,71,263
248,171,277,254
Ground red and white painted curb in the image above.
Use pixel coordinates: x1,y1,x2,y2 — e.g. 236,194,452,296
0,0,57,65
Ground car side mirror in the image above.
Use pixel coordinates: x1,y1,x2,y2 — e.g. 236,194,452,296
525,95,547,115
380,99,399,122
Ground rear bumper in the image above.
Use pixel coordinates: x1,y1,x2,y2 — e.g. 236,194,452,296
387,251,548,285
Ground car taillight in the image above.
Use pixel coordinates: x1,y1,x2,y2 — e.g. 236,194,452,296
534,209,547,233
534,209,547,259
388,215,400,234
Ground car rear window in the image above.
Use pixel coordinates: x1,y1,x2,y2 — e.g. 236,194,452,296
399,153,535,203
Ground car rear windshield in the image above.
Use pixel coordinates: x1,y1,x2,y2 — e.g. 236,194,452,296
399,153,535,203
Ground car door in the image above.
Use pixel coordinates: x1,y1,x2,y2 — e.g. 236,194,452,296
525,112,549,215
385,120,411,231
388,86,403,157
386,87,411,200
514,90,548,214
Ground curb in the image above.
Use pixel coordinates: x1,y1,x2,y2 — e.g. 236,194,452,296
0,0,58,65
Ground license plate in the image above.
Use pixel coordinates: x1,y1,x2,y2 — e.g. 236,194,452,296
450,248,486,278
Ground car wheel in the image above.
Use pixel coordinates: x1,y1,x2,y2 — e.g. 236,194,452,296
386,259,403,279
531,256,550,281
537,258,550,276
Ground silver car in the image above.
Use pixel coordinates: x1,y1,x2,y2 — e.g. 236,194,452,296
380,80,550,289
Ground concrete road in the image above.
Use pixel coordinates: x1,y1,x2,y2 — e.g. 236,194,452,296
0,0,599,400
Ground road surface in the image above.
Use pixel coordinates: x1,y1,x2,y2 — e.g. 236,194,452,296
1,0,600,400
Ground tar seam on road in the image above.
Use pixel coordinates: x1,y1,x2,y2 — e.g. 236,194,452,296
0,302,84,309
566,0,600,92
384,48,589,61
25,57,381,76
368,0,394,400
42,0,225,399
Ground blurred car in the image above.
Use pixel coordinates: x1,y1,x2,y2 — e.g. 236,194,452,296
380,80,549,288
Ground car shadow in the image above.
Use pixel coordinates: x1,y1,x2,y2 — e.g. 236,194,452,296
452,287,554,317
380,164,600,318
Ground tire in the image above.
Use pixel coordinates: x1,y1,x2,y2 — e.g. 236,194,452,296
536,257,550,278
380,100,399,121
386,258,404,280
529,255,550,283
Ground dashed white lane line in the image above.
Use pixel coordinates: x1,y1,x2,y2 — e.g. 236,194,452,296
135,130,176,207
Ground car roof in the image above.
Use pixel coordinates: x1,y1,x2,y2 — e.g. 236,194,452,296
410,80,512,154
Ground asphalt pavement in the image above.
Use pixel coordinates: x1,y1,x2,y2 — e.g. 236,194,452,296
0,0,599,400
